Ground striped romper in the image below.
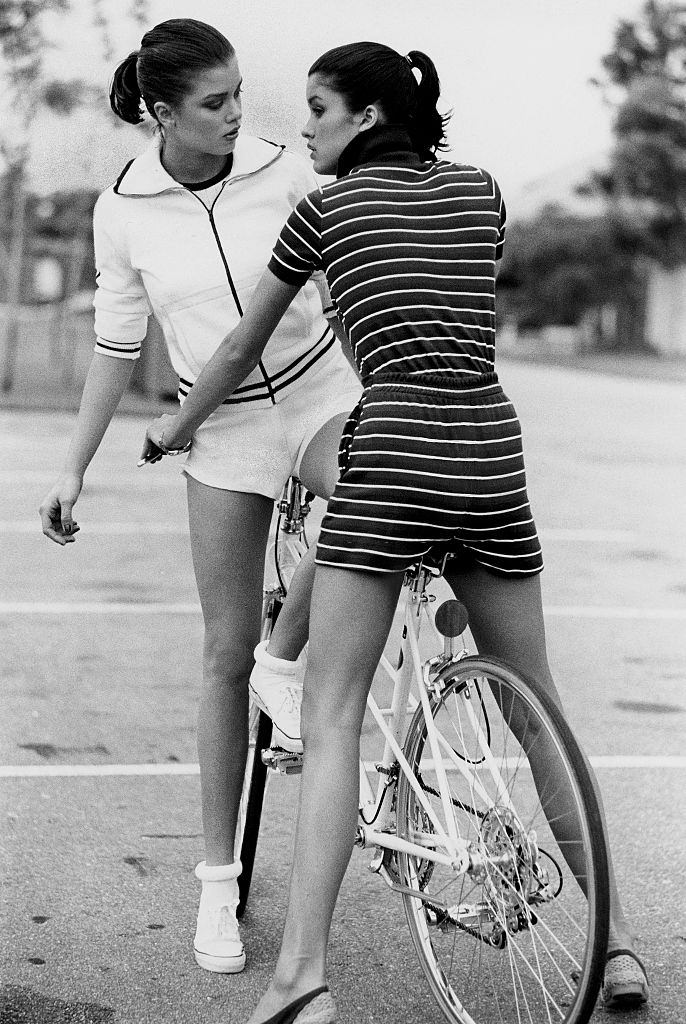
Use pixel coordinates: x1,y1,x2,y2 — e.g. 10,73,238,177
269,127,543,578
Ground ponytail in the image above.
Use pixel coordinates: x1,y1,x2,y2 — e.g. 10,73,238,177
109,51,144,124
405,50,451,161
309,41,451,162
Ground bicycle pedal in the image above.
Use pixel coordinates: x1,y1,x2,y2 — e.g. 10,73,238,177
261,747,303,774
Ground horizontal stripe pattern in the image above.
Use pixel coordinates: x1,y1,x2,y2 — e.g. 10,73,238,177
269,161,505,382
177,324,335,405
317,380,543,577
94,336,141,360
271,140,539,577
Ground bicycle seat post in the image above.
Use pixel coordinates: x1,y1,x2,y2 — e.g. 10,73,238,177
280,477,311,535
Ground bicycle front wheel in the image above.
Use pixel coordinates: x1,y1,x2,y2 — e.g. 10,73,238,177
396,656,609,1024
236,700,272,919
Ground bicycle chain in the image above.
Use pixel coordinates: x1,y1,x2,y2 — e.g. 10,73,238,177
415,769,485,819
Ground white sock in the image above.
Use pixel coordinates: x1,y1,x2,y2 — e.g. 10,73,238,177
253,640,297,674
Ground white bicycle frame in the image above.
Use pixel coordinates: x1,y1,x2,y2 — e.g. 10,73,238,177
261,480,311,638
356,565,514,879
261,481,516,883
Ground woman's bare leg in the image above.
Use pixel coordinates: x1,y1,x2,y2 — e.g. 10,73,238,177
265,411,349,661
186,477,273,864
247,566,404,1024
444,563,636,953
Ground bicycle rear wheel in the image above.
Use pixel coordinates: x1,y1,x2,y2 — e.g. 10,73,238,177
396,656,609,1024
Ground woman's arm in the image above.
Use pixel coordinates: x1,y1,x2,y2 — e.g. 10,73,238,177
39,353,135,544
142,270,300,454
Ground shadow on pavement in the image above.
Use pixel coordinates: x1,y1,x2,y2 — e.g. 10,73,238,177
0,984,115,1024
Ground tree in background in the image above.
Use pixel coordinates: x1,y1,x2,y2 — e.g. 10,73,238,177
584,0,686,350
502,2,686,354
499,207,646,349
591,0,686,267
0,0,70,389
0,0,149,392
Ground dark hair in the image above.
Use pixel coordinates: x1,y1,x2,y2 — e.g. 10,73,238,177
308,41,450,161
109,18,235,125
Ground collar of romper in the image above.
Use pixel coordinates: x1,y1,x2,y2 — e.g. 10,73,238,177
336,124,426,178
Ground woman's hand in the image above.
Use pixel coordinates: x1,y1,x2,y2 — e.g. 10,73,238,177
139,413,192,467
39,474,83,545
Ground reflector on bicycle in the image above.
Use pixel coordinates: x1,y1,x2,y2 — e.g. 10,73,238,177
434,599,469,638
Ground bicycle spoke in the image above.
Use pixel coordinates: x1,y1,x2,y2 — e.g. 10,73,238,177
395,657,608,1024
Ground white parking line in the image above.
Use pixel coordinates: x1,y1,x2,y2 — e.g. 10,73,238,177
2,602,686,619
0,602,200,614
588,755,686,769
2,755,684,778
1,522,188,535
0,522,641,541
0,472,180,487
0,763,201,777
544,606,686,620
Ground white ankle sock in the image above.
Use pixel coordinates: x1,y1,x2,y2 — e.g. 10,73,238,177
194,859,242,883
253,640,297,674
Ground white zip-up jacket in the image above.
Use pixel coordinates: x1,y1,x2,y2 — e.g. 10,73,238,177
92,134,335,407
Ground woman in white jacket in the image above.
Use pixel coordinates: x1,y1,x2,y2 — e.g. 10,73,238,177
38,18,361,975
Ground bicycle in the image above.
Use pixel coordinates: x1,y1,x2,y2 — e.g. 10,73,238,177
236,477,610,1024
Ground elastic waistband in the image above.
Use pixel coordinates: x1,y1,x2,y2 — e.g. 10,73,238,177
363,371,501,397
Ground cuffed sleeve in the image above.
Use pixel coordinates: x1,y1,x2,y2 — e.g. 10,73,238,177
268,190,323,286
92,193,151,360
93,335,142,360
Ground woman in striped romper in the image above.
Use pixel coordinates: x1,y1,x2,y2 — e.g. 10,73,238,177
146,41,648,1023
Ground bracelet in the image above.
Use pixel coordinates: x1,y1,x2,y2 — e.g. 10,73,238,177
157,430,192,456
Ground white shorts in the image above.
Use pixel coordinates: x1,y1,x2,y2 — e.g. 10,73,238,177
182,349,362,499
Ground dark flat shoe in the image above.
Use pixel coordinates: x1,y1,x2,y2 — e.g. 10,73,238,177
256,986,336,1024
602,949,649,1009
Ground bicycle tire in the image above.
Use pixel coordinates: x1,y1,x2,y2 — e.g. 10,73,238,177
236,702,273,919
236,499,309,917
236,587,286,918
395,655,610,1024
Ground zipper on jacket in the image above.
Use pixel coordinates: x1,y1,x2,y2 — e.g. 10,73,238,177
204,198,276,406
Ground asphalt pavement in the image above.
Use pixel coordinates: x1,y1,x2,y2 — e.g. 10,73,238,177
1,357,686,1023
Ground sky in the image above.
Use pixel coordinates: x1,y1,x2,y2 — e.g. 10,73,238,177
30,0,648,218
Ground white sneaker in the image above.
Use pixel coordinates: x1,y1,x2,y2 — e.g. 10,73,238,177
193,860,246,974
249,640,303,753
